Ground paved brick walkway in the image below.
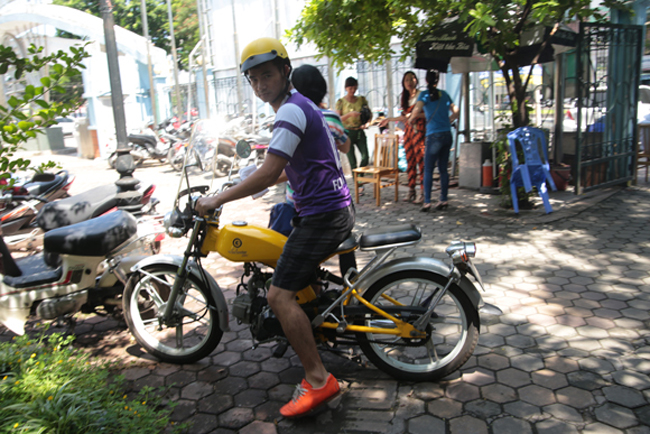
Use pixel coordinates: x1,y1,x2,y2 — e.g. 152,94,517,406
2,153,650,433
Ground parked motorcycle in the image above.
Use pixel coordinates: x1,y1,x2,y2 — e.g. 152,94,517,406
0,210,163,336
3,174,159,252
167,126,216,173
123,130,501,381
0,170,74,237
108,121,181,168
212,116,272,177
212,135,268,177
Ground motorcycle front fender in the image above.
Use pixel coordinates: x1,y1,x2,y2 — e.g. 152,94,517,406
353,256,483,310
131,255,230,332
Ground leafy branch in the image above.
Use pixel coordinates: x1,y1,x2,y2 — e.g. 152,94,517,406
0,43,89,185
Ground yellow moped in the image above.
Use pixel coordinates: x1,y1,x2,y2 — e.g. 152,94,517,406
123,122,500,381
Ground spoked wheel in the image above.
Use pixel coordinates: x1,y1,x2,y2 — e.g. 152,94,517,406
123,264,223,364
355,271,479,382
212,155,231,177
168,147,185,171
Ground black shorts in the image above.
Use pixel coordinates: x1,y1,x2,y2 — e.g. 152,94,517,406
272,205,355,292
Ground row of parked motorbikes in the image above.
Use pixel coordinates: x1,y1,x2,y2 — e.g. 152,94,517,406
108,114,273,177
0,119,501,384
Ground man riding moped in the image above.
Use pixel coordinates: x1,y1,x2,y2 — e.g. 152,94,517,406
195,37,354,418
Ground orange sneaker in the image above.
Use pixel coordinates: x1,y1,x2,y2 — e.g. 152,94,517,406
280,373,341,418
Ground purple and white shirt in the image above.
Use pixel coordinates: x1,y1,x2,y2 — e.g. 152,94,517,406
268,89,351,216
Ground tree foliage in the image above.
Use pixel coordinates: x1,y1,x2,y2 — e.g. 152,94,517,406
52,0,198,68
0,44,89,186
171,0,199,68
289,0,628,127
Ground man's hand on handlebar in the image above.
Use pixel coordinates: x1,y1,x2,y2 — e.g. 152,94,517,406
195,194,221,216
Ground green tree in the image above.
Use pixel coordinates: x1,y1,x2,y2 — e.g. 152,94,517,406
171,0,199,68
0,44,89,185
288,0,627,127
52,0,198,68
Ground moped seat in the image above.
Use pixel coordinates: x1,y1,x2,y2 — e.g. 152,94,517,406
359,224,421,250
333,234,359,254
3,253,63,289
128,134,157,148
24,172,67,196
36,184,120,231
44,210,137,257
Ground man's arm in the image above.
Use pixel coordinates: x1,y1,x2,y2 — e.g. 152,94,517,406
196,153,287,214
338,137,351,154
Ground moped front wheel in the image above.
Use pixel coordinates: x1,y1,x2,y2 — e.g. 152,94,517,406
356,271,479,382
123,264,223,364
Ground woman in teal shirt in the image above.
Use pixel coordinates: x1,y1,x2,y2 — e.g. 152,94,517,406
409,70,459,212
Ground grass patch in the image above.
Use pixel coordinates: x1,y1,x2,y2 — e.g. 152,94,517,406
0,325,187,434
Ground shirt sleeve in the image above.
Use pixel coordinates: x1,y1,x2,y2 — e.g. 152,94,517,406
268,102,307,160
323,111,348,145
335,98,343,113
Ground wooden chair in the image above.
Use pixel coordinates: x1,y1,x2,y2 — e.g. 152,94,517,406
353,134,399,206
638,124,650,182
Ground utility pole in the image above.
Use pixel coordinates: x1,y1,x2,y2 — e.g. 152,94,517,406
166,0,183,120
140,0,158,126
99,0,128,151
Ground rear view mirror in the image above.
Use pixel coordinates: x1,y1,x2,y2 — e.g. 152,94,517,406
236,140,252,158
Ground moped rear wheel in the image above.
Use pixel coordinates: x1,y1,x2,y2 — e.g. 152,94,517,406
356,271,479,382
123,264,223,364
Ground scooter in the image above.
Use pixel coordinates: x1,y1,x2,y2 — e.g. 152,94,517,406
0,170,74,237
0,209,163,336
123,124,501,382
212,116,272,177
107,121,179,168
212,136,268,177
3,181,159,252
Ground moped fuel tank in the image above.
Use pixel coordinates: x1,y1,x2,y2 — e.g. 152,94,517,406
203,222,286,267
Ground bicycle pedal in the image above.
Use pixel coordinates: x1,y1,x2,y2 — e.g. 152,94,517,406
272,340,289,358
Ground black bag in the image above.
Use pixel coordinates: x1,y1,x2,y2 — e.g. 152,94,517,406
359,106,372,125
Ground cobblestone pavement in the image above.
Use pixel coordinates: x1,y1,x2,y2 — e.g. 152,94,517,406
2,153,650,433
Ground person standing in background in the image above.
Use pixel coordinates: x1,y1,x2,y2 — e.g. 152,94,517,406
379,71,426,204
336,77,371,173
409,69,459,212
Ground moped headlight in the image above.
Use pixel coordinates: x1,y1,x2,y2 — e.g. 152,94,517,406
164,209,186,238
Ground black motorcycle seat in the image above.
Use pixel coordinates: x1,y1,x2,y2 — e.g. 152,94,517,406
359,224,421,250
44,210,138,257
3,253,63,289
128,134,157,147
36,184,120,231
333,234,359,254
24,172,67,196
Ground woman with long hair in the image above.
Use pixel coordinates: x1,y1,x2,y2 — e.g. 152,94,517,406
380,71,426,203
409,69,459,212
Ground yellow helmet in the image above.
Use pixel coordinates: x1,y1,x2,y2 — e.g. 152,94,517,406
240,37,289,73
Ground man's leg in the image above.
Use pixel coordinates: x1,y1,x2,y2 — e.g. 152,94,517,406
267,285,328,388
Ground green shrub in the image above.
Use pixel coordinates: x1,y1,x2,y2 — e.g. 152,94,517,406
0,326,187,434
